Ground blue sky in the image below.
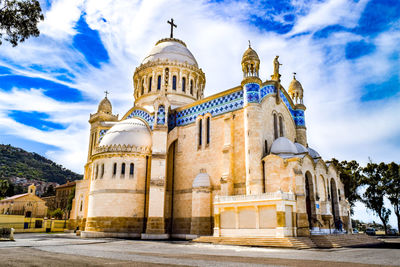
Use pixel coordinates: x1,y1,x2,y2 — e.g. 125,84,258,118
0,0,399,227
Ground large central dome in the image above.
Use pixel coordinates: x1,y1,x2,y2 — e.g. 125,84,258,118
141,38,198,67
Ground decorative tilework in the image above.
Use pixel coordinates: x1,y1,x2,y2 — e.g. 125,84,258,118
157,105,165,125
99,129,108,142
244,83,260,103
260,85,276,100
175,90,244,126
168,111,176,131
126,109,154,129
279,90,306,127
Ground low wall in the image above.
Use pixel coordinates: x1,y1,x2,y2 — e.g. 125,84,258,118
0,228,14,241
0,215,67,233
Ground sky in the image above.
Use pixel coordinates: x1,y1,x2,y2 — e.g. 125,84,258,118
0,0,399,228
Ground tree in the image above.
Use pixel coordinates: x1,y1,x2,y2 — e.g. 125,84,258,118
0,179,9,198
362,163,391,234
331,159,363,214
51,208,63,219
42,184,55,197
384,162,400,232
0,0,44,46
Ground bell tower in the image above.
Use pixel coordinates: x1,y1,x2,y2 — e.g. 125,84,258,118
288,74,307,146
241,43,264,195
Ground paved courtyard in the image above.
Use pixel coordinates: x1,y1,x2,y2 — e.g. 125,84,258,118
0,233,399,266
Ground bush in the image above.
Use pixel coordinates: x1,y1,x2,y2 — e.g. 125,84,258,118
50,208,64,219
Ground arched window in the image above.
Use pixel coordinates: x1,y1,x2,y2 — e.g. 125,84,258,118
129,163,134,177
141,79,144,95
157,75,161,90
100,164,104,179
279,116,284,137
273,113,278,140
264,140,268,155
172,75,177,90
121,163,125,176
190,80,193,95
113,163,117,176
148,77,152,92
206,117,210,145
182,77,186,92
95,164,98,179
198,119,202,146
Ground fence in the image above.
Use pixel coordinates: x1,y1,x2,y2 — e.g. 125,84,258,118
0,215,67,233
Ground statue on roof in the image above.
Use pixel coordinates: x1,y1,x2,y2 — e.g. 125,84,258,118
271,55,282,82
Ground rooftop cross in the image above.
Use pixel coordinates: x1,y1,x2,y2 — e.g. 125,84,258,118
248,40,251,47
167,18,177,38
293,72,297,79
104,90,109,98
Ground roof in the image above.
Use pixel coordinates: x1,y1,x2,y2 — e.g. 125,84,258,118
0,193,28,202
55,181,76,190
142,38,198,67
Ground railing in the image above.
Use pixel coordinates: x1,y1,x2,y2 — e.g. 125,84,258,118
214,191,295,203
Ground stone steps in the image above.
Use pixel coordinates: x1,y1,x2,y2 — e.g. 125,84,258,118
310,234,383,248
194,236,317,249
194,235,383,249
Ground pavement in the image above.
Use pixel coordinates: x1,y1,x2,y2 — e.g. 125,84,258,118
0,233,399,266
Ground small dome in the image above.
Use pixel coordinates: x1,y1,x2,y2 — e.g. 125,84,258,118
295,142,308,154
192,172,211,188
270,137,298,155
308,147,321,159
241,46,260,64
142,38,198,67
99,118,152,148
288,76,303,94
97,97,112,114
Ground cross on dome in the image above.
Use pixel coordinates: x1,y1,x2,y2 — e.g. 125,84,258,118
167,18,177,38
104,90,109,98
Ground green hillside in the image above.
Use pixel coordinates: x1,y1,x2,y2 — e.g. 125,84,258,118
0,144,83,184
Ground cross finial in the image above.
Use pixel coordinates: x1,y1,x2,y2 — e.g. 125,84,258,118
248,40,251,48
293,72,297,79
104,90,109,98
167,18,177,38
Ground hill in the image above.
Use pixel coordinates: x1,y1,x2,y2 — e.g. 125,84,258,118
0,144,83,184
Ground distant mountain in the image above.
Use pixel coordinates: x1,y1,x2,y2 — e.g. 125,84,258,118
0,144,82,184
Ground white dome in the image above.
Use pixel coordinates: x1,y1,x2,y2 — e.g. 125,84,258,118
99,118,152,148
192,172,211,188
308,147,321,159
295,143,308,154
142,39,198,67
270,137,298,155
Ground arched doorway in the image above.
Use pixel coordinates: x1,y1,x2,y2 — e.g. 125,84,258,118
165,141,177,234
305,172,316,229
330,178,340,227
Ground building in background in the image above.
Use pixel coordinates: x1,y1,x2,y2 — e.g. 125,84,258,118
0,184,47,218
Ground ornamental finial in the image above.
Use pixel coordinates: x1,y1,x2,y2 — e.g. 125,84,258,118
104,90,109,98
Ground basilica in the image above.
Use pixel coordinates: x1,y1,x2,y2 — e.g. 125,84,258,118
69,26,351,239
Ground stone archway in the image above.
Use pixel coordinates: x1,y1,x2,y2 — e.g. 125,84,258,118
305,171,316,229
165,140,177,235
330,178,340,227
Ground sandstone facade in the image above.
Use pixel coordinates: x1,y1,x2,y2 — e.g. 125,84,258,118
69,35,351,239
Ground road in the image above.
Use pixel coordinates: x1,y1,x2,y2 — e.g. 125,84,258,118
0,233,399,266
